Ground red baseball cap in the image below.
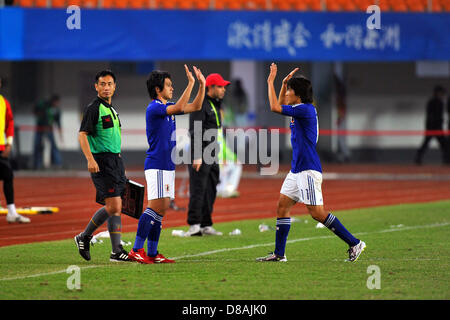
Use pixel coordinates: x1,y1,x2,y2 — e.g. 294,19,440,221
205,73,230,87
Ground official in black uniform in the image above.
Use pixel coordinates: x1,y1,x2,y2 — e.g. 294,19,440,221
185,73,230,236
415,85,449,164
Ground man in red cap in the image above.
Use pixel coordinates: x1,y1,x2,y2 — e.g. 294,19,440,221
185,73,230,236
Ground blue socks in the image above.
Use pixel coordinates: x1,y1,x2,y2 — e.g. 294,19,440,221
133,208,163,253
274,218,291,257
272,213,358,257
324,213,359,247
147,210,163,257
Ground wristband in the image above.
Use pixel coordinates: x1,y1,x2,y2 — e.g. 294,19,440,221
6,136,13,145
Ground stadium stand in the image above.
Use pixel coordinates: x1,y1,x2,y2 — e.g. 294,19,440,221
193,0,211,10
270,0,291,10
153,0,176,9
215,0,243,10
8,0,450,11
35,0,48,7
174,0,212,10
389,0,408,12
243,0,266,10
101,0,113,8
128,0,149,8
83,0,99,8
112,0,129,8
52,0,67,8
68,0,82,6
308,0,323,11
16,0,34,7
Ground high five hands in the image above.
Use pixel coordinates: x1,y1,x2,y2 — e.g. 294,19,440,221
282,67,300,85
267,63,300,85
184,65,206,86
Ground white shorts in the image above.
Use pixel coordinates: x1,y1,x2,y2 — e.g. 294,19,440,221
145,169,175,200
280,170,323,206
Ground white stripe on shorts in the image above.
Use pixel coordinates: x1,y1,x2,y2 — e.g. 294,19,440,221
145,169,175,201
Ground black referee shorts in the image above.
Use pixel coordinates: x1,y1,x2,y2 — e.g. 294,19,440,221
91,153,126,202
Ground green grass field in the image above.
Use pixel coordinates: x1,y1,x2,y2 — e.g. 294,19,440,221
0,200,449,300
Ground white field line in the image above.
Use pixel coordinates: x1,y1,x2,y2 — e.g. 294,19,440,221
0,265,100,282
0,221,448,282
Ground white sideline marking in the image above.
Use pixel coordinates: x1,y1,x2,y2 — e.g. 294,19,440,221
0,265,99,282
0,222,448,281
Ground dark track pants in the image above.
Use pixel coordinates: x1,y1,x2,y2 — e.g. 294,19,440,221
0,157,14,205
187,163,219,227
416,135,450,164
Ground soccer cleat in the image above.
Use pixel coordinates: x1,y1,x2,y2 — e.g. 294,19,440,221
228,191,240,198
6,214,30,224
110,246,131,262
184,224,202,237
74,233,93,261
347,241,366,262
217,190,240,198
201,226,223,236
148,252,175,263
128,248,153,264
256,252,287,262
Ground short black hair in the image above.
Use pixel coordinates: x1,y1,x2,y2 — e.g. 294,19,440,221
146,70,171,99
287,76,313,104
95,70,116,83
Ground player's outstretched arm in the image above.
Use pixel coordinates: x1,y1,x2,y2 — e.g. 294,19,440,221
166,64,195,115
183,66,206,114
279,67,299,106
267,63,282,114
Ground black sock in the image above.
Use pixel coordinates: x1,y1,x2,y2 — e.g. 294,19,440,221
3,178,14,205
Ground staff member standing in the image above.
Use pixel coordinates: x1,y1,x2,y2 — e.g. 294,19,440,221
74,70,130,262
185,73,230,236
0,77,30,223
415,85,449,165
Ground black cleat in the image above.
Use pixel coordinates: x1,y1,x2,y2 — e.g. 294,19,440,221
74,233,93,261
110,246,131,262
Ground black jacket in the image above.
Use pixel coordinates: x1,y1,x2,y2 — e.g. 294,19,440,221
425,97,444,130
447,97,450,130
189,95,222,162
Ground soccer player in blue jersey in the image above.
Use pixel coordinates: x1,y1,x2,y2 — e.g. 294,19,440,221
128,65,206,264
257,63,366,262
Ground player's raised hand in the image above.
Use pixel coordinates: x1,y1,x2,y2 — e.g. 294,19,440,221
282,67,299,85
267,63,277,83
184,64,195,84
193,66,206,86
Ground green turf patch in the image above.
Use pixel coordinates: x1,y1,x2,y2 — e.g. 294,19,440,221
0,200,449,300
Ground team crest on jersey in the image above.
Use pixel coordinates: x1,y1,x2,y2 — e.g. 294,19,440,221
291,117,295,124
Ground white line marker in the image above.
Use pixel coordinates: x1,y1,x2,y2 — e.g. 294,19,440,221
0,265,99,282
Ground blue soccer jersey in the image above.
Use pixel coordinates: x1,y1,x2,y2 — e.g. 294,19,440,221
144,99,177,171
281,103,322,174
